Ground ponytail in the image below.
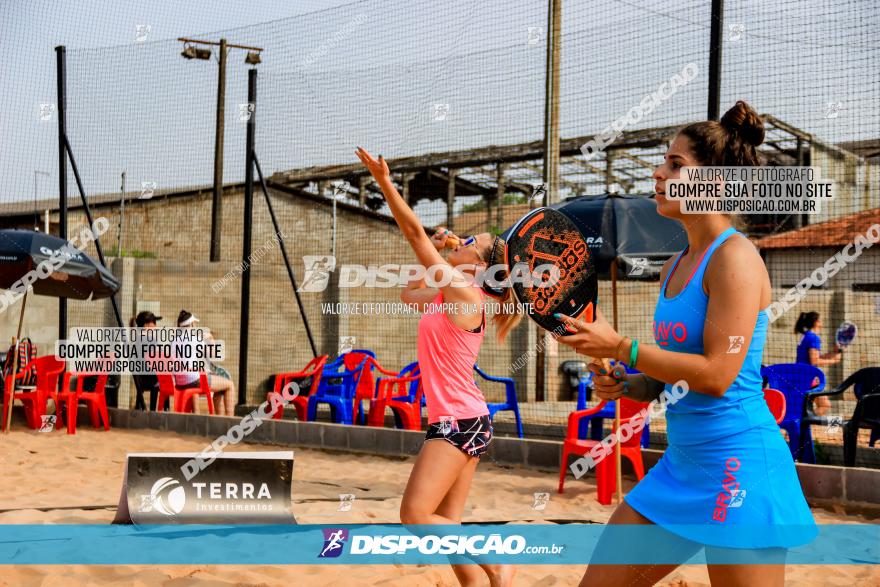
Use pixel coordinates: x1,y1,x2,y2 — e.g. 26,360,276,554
794,311,819,334
492,286,524,343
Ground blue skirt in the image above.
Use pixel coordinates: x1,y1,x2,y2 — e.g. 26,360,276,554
625,421,817,550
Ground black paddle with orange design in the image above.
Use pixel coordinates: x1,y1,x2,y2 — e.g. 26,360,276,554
505,206,626,502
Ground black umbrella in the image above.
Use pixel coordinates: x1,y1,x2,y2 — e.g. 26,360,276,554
502,194,688,279
0,229,121,431
0,229,120,299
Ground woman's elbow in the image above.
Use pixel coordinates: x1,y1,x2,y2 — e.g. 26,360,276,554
699,377,735,398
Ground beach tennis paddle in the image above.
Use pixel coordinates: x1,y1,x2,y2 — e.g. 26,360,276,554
505,207,599,332
504,206,624,376
836,321,857,349
505,206,625,503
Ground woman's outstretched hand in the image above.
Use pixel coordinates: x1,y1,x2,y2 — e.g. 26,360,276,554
355,146,390,185
430,227,460,251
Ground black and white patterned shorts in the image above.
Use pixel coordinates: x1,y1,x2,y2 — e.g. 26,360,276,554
425,415,493,458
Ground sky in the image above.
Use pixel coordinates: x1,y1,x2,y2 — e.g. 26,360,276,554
1,0,877,224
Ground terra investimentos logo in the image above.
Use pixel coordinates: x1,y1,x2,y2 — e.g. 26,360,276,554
139,477,186,515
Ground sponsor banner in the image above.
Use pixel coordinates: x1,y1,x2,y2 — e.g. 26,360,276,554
115,451,296,524
0,524,876,565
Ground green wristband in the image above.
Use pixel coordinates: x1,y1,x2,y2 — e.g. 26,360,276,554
629,338,639,368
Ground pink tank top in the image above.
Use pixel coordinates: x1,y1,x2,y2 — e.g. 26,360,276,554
417,288,489,424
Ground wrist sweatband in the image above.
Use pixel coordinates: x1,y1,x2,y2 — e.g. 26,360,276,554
629,339,639,368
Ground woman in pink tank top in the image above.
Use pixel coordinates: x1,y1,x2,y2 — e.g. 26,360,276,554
357,147,519,587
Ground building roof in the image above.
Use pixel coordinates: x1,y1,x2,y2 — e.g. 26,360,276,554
453,203,532,236
753,207,880,250
0,181,400,228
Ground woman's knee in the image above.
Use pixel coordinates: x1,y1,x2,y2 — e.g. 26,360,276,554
399,502,431,525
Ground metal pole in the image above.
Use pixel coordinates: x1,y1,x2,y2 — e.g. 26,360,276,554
254,156,318,358
708,0,724,121
118,171,126,255
537,0,562,403
34,171,50,231
33,172,38,230
612,259,622,504
542,0,561,205
210,39,228,262
4,291,28,433
56,45,68,340
64,138,125,331
331,192,337,258
238,68,256,406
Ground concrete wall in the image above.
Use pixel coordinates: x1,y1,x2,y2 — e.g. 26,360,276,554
764,247,880,290
3,187,877,416
106,408,880,507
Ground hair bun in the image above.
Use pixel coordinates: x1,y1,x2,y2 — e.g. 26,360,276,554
720,100,764,147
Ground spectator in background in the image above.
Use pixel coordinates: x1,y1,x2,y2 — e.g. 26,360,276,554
794,311,842,416
131,311,163,410
175,310,235,416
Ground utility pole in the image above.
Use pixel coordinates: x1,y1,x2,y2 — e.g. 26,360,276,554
211,38,227,262
537,0,562,404
708,0,724,121
118,171,126,256
56,45,68,340
33,170,50,231
179,37,263,262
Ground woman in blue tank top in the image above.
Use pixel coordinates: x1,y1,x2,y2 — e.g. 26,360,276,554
558,101,816,586
794,311,842,416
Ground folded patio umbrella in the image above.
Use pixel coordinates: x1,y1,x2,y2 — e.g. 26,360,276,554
501,193,688,279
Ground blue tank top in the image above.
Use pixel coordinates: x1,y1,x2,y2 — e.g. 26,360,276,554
653,227,776,445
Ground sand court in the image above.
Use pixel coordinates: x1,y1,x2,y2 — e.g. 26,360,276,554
1,427,877,586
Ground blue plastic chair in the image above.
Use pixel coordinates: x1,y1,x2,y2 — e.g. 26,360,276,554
341,349,378,425
474,364,524,438
761,363,825,463
307,353,372,425
577,361,650,448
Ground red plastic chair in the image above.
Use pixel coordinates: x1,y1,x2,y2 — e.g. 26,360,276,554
2,355,65,430
269,355,328,420
387,378,424,430
367,362,421,427
53,373,110,434
156,373,214,414
763,388,786,425
559,398,648,504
